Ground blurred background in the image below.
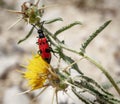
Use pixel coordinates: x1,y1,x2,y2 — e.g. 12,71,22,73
0,0,120,104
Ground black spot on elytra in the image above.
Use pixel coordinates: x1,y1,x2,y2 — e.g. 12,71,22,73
44,58,51,63
45,48,50,53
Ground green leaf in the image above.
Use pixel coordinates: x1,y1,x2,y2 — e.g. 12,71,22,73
54,21,82,37
81,20,111,53
102,80,120,89
58,49,83,74
72,88,93,104
72,79,120,104
80,75,113,96
44,17,63,24
18,26,34,44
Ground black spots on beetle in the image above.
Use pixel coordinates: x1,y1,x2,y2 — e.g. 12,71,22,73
37,42,43,45
45,48,50,53
42,41,45,44
38,48,51,54
37,41,46,45
44,58,51,63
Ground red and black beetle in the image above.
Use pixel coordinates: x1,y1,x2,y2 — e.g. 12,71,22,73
37,29,51,63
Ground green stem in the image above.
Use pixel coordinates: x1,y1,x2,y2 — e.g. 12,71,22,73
59,45,120,95
84,54,120,95
60,44,80,55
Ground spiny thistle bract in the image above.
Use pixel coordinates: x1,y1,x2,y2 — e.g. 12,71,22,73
9,0,120,104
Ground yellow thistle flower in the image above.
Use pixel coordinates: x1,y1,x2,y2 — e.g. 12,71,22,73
24,54,50,90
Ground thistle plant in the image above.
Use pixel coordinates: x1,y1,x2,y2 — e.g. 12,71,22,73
9,0,120,104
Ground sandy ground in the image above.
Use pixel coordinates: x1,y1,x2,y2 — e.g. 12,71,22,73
0,0,120,104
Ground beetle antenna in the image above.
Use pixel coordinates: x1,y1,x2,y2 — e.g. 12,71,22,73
32,24,39,31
